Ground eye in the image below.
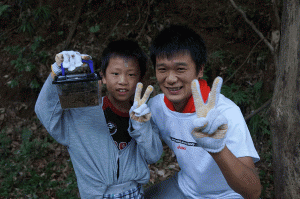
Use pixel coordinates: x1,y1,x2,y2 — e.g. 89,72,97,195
129,73,137,77
112,73,119,75
157,67,166,73
177,67,186,72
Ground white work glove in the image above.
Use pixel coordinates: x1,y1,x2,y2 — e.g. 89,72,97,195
129,83,153,130
191,77,228,153
51,51,92,77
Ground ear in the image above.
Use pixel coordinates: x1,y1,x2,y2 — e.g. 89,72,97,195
100,72,106,84
197,65,204,79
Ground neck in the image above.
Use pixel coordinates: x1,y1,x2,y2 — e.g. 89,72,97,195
172,97,190,113
107,95,132,113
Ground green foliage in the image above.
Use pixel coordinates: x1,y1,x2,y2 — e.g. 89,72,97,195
18,9,34,35
57,31,64,35
156,151,165,164
249,113,270,137
4,36,48,89
210,50,226,63
221,83,249,105
0,128,11,158
56,165,79,198
33,5,51,22
206,50,239,81
0,125,79,198
221,80,264,109
0,3,11,17
7,79,19,88
89,24,101,33
3,2,52,36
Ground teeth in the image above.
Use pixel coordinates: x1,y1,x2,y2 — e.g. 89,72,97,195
168,87,180,91
119,90,126,92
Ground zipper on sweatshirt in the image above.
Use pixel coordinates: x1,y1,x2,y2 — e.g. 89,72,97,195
117,158,120,179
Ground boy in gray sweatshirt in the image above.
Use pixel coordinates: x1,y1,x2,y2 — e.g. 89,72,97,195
35,40,162,199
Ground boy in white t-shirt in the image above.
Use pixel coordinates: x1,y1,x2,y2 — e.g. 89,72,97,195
145,25,261,199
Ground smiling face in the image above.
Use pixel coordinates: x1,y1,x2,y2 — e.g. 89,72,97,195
102,56,140,112
156,53,203,112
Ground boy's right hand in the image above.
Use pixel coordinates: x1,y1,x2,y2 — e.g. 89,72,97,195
129,83,153,130
191,77,228,153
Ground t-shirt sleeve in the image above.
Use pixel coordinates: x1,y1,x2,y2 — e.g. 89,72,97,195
223,105,260,163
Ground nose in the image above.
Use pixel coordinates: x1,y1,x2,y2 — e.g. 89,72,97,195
118,74,128,85
166,71,178,84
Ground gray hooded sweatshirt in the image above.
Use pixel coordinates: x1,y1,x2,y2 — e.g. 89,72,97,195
35,75,163,198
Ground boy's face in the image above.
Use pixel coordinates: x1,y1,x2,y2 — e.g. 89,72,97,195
102,56,140,105
155,53,203,112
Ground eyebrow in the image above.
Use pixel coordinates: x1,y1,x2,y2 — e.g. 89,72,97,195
175,62,188,66
156,63,166,67
156,62,188,67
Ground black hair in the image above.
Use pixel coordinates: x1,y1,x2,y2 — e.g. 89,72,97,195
150,25,207,74
101,39,147,78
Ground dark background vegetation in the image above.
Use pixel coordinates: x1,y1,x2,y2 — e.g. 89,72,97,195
0,0,277,198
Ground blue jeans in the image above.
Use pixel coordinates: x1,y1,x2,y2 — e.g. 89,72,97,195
144,173,188,199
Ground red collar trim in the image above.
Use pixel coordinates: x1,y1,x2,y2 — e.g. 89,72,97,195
102,96,130,117
164,79,211,113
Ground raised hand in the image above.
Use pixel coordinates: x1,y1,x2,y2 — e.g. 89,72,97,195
51,51,92,78
130,83,153,123
191,77,228,152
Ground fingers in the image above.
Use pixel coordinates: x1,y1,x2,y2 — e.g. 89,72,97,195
192,128,227,139
133,104,150,117
81,54,92,60
191,79,206,117
134,83,143,106
134,83,154,107
139,85,153,106
203,113,228,134
55,54,64,66
193,117,208,129
207,76,223,109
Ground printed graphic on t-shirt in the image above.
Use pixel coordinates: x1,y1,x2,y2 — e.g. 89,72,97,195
114,141,127,150
107,122,117,135
170,136,197,147
103,96,132,150
119,142,127,150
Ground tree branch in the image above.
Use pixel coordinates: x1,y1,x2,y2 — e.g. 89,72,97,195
102,19,122,47
272,0,281,28
63,0,86,50
229,0,274,53
224,38,263,84
245,98,272,121
135,3,141,26
135,0,150,40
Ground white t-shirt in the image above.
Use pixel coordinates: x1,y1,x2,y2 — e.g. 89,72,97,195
148,94,260,199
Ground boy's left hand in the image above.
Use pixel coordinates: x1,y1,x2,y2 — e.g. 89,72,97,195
129,83,153,130
191,77,228,153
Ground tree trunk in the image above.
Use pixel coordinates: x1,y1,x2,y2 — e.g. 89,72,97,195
269,0,300,198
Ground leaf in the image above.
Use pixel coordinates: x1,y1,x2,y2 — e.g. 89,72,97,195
89,25,100,33
0,4,11,16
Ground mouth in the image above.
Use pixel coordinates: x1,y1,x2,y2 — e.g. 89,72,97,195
116,88,129,94
166,86,183,94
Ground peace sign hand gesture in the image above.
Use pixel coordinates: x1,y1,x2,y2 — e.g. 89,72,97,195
191,77,228,153
129,83,153,130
